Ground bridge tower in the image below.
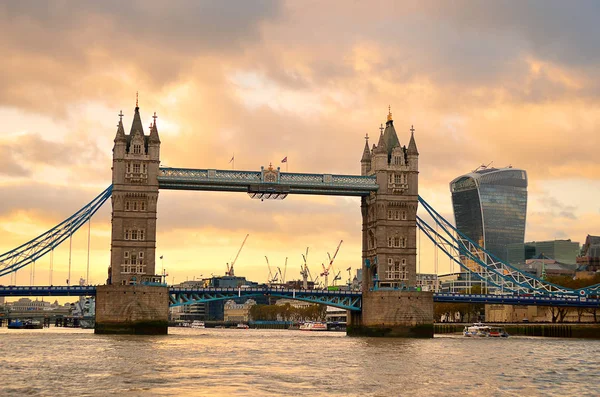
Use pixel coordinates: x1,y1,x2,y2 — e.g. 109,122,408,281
95,101,168,334
108,104,161,286
348,108,433,337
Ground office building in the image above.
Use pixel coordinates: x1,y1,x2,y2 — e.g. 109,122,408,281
506,239,580,265
450,166,528,262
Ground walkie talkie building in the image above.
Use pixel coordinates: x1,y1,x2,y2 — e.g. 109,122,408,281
450,167,528,263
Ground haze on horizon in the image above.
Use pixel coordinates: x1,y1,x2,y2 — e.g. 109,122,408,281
1,1,599,288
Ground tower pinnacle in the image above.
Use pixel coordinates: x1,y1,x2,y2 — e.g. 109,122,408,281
387,105,392,122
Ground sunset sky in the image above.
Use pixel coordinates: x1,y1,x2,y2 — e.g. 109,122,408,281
1,1,599,288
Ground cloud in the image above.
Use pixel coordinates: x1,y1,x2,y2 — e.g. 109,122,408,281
1,1,600,283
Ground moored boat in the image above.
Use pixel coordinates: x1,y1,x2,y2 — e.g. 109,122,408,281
236,323,249,329
7,319,24,329
463,322,509,337
23,320,43,329
299,321,328,331
191,320,205,329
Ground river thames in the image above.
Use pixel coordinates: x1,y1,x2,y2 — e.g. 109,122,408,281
0,327,598,396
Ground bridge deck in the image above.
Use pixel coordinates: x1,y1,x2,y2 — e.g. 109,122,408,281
0,286,597,309
157,168,378,196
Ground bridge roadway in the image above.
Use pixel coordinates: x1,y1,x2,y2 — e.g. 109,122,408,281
1,286,598,309
157,168,379,196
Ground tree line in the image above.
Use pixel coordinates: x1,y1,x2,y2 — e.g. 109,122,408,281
249,302,327,322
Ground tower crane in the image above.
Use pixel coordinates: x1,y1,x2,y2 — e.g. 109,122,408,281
321,240,343,288
300,247,312,289
332,270,342,286
265,256,278,285
226,234,249,277
277,257,288,285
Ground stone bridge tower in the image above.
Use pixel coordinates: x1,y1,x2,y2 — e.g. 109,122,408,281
348,108,433,337
109,103,161,286
96,100,168,335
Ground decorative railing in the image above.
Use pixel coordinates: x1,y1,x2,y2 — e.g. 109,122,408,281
158,167,378,195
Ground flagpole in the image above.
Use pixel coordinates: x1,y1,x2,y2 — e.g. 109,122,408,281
286,157,288,172
232,153,235,170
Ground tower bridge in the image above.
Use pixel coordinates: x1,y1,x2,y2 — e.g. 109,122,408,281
1,102,599,336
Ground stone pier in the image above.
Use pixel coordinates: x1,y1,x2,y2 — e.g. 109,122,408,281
347,290,434,337
95,285,169,335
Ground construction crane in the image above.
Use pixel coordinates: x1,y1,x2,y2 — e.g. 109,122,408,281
277,257,288,285
332,270,342,286
265,256,278,285
346,267,352,286
321,240,343,288
300,247,312,289
226,234,249,277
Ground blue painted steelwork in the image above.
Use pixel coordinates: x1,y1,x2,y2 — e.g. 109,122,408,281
0,186,113,277
2,286,598,309
0,285,97,297
169,287,363,311
157,167,378,196
416,196,600,297
434,292,600,308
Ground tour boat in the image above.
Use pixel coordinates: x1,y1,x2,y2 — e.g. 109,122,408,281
463,323,508,337
7,319,24,329
299,321,328,331
237,323,250,329
23,320,43,329
190,320,205,329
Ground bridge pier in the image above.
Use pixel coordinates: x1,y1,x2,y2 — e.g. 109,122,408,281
95,285,169,335
348,290,434,337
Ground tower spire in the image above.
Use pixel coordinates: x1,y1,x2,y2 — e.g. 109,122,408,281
114,110,126,142
361,133,371,163
136,91,139,108
387,105,392,122
408,125,419,155
149,111,161,143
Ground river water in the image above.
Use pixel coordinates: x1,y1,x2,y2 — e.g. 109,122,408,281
0,327,598,396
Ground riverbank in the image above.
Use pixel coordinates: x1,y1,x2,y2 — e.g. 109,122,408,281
435,323,600,338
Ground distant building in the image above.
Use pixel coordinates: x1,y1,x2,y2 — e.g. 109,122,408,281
517,254,577,278
224,299,256,322
450,166,528,262
325,306,347,323
275,299,311,309
438,272,485,294
170,277,261,321
576,235,600,272
506,240,580,266
416,273,440,292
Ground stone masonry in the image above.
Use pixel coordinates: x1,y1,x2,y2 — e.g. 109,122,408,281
96,103,168,335
348,108,434,337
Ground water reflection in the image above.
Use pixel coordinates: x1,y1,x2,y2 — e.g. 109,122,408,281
0,327,599,396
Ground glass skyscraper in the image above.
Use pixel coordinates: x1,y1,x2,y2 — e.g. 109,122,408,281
450,167,528,262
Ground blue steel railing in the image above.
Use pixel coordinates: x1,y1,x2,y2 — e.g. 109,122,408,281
1,286,598,308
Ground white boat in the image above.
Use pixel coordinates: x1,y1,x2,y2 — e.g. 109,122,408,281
463,323,508,337
236,323,249,329
299,321,328,331
190,320,205,329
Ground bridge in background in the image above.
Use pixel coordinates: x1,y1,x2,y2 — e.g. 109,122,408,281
1,285,598,310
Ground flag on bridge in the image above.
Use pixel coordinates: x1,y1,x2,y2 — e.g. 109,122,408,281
160,255,163,260
281,156,287,163
229,155,234,164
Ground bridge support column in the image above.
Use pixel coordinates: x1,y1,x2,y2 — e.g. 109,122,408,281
95,285,169,335
347,291,434,337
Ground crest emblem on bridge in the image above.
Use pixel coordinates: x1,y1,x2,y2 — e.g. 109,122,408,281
261,163,279,183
